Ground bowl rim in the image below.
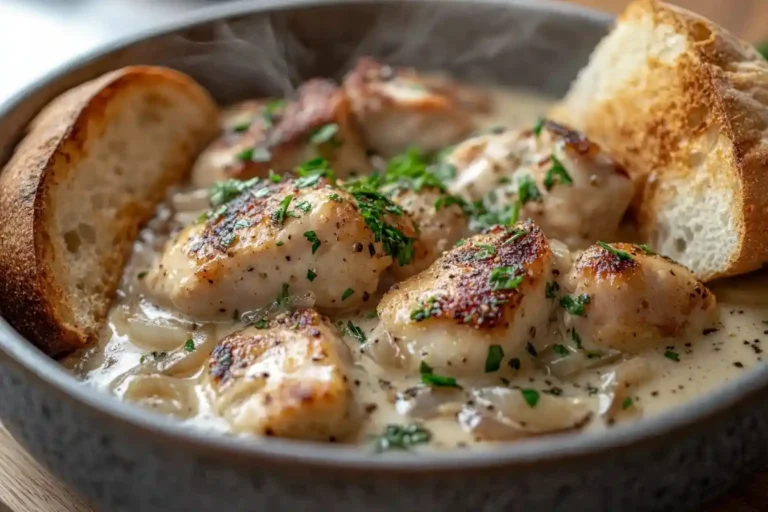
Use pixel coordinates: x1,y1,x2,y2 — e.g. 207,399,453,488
1,0,766,474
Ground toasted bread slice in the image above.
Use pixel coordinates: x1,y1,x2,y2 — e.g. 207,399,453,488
0,66,218,356
550,0,768,281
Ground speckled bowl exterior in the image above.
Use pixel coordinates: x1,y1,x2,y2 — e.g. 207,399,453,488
0,1,767,511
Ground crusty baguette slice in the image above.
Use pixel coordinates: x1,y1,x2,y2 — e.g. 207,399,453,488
550,0,768,281
0,66,219,356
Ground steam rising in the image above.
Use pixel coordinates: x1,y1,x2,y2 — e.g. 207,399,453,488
161,2,609,103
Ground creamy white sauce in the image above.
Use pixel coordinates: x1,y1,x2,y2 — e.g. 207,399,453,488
62,87,767,450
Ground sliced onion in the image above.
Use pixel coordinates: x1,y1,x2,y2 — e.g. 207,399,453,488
458,386,592,441
115,374,198,419
395,385,465,419
598,357,652,417
540,344,622,380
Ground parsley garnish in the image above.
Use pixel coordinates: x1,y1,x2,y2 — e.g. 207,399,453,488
532,118,545,136
374,424,432,452
233,219,251,230
261,99,286,127
664,350,680,362
341,288,355,301
597,241,634,261
545,281,559,299
474,243,497,260
276,283,290,307
434,195,465,211
346,321,366,343
638,244,656,255
521,388,540,407
419,361,459,388
303,230,321,254
306,268,317,282
560,294,591,316
485,345,504,373
517,175,541,204
296,201,312,213
253,318,268,329
508,357,521,370
309,123,340,145
231,120,251,133
268,170,283,183
272,195,294,225
489,266,524,290
543,154,573,190
328,193,341,202
553,344,570,356
410,296,438,322
183,339,196,352
572,329,583,349
622,397,634,410
209,177,260,207
502,228,527,246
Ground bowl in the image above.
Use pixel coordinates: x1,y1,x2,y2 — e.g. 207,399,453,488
0,1,767,511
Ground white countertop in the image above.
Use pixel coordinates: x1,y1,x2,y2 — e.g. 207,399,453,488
0,0,214,103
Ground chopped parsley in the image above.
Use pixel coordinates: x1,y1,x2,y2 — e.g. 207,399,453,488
485,345,504,373
543,154,573,190
508,357,521,370
261,99,286,127
521,388,540,407
272,195,294,225
329,193,342,202
419,361,459,388
410,296,438,322
231,120,251,133
638,243,656,255
532,118,545,136
209,177,260,207
571,329,583,349
306,268,317,282
253,318,269,329
346,321,366,343
664,350,680,362
489,266,524,291
384,148,444,192
303,230,321,254
597,241,634,261
295,201,312,213
454,239,466,247
474,243,497,260
183,339,196,353
517,175,541,204
309,123,340,145
467,196,520,231
373,424,432,452
502,228,527,246
276,283,290,308
434,194,465,211
553,344,570,356
275,240,284,247
560,294,591,316
233,219,251,230
268,170,283,183
622,397,634,410
545,281,560,299
341,288,355,301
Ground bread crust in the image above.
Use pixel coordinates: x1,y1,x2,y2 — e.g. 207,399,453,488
0,66,218,356
553,0,768,281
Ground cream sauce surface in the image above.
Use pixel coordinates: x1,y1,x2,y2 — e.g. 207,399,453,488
63,87,767,450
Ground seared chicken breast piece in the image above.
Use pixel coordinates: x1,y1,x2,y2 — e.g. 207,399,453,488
191,80,371,187
385,186,470,281
343,57,487,157
207,309,357,440
146,176,411,320
563,243,718,353
375,222,558,376
449,120,634,248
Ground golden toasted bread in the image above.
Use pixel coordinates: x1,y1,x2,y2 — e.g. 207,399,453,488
551,0,768,281
0,66,218,356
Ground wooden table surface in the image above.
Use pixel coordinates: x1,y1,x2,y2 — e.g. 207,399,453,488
2,1,768,511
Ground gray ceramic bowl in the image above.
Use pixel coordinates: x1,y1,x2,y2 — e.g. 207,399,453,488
0,1,767,511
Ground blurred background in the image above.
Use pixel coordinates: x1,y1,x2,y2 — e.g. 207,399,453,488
0,0,767,104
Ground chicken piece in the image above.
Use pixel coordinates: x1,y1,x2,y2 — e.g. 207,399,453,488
385,186,470,281
563,243,718,353
448,120,634,248
343,57,488,157
146,176,416,320
207,309,357,440
191,80,371,187
375,222,558,376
